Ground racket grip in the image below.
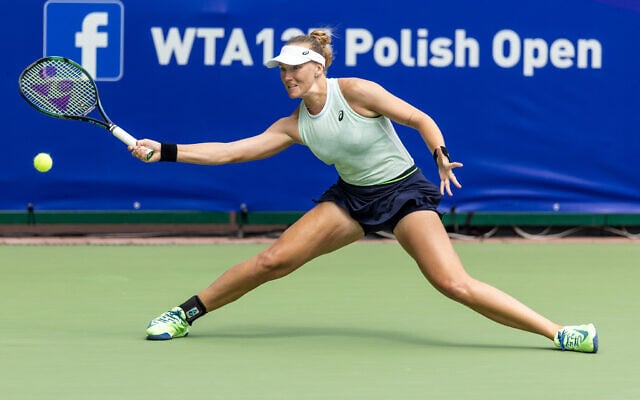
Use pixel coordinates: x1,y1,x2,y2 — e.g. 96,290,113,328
110,125,154,160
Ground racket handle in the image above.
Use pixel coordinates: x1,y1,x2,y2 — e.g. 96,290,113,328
110,125,154,160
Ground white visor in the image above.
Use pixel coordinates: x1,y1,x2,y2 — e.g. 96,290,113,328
265,45,326,68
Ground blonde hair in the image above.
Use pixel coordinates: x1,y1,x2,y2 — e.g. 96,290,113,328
286,30,333,69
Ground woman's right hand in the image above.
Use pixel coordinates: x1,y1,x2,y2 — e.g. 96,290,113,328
129,139,162,163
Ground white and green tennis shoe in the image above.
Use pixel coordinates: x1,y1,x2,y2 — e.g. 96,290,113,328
146,307,189,340
554,323,598,353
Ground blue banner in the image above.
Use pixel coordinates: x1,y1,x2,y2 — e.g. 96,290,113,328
2,0,638,213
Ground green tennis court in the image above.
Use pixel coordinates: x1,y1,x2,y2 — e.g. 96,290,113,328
1,241,637,399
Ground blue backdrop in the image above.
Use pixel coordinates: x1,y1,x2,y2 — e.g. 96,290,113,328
2,0,638,213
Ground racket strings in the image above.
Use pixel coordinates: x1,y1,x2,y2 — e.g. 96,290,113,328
20,59,98,117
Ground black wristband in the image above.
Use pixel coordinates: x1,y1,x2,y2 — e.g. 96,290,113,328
433,146,451,164
160,143,178,162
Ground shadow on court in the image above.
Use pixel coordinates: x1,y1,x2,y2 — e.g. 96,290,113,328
184,324,552,352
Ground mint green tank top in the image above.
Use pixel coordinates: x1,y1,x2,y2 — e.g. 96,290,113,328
298,78,414,186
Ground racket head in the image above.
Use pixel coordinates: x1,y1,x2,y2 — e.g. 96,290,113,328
18,56,100,121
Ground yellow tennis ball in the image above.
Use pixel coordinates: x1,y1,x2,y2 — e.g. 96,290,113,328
34,153,53,173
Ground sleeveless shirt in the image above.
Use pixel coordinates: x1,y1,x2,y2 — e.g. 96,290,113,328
298,78,414,186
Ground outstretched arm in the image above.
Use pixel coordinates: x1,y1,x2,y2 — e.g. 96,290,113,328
130,117,297,165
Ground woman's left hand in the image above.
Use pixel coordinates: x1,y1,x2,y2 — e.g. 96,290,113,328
435,147,463,196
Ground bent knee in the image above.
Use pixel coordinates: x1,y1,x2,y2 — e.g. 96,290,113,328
432,277,476,304
253,248,298,280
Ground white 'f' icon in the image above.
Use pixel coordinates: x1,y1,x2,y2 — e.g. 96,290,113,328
75,12,109,79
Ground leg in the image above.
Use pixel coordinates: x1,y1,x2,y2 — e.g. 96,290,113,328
198,201,364,312
146,202,363,339
393,210,561,340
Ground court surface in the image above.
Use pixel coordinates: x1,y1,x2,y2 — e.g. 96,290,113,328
1,240,637,399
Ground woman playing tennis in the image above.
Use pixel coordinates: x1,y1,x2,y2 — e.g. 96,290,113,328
131,30,597,353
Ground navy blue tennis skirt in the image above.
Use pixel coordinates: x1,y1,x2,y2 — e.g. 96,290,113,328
314,166,442,234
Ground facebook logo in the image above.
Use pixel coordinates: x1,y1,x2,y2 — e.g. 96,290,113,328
44,1,124,81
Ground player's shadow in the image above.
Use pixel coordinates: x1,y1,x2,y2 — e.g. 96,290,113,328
191,323,551,351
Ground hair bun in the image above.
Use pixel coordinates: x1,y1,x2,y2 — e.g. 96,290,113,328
310,30,332,47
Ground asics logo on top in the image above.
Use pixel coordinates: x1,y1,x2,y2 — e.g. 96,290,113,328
44,0,124,81
565,329,588,348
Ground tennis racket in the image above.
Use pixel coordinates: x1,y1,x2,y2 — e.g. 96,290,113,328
18,56,153,160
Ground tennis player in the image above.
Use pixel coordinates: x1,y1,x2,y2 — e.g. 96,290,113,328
131,30,597,353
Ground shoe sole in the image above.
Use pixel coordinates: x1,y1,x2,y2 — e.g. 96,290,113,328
146,332,189,341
